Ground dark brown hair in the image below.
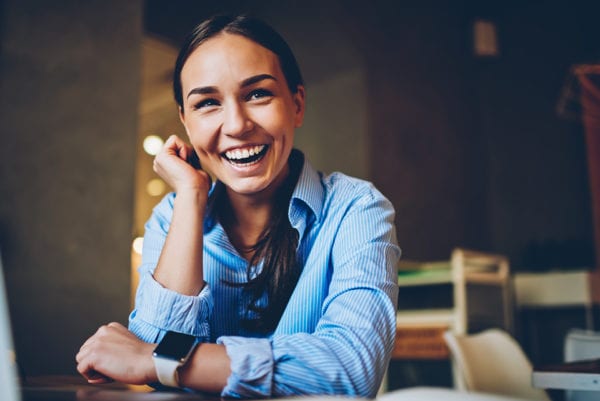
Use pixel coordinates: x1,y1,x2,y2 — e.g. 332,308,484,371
236,150,304,333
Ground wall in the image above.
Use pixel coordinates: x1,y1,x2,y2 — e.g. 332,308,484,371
329,0,598,266
473,1,598,269
337,1,492,261
0,0,142,375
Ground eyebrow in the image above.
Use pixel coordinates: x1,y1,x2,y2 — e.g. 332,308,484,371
241,74,277,87
186,74,277,99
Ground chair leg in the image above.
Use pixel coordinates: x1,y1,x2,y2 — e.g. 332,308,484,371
450,357,466,390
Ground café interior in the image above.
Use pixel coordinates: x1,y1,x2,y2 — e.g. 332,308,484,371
0,1,599,400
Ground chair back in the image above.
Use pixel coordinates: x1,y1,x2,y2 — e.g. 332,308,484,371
443,329,550,401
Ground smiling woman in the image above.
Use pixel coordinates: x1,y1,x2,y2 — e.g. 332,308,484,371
75,14,400,398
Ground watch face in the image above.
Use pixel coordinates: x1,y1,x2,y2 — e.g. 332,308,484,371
153,331,197,362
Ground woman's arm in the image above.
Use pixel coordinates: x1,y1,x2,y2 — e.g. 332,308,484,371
77,135,228,389
75,322,231,393
130,135,214,340
130,190,212,339
151,135,210,296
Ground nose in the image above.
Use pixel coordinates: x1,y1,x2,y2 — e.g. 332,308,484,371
222,101,253,137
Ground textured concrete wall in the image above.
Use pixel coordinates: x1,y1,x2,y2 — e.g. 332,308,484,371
0,0,142,375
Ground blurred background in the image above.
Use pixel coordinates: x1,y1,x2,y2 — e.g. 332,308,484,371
0,0,599,392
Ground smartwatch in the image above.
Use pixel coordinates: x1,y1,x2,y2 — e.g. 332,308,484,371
152,331,198,388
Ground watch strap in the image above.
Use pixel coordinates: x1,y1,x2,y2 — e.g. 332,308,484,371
153,356,182,388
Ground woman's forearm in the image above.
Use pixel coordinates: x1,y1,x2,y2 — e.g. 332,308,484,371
153,189,206,296
178,343,231,393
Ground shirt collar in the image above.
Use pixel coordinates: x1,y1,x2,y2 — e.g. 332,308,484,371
289,150,324,224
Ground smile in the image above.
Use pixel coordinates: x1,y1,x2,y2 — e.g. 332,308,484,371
222,145,268,166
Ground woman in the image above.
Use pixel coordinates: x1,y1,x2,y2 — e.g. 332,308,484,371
76,15,400,398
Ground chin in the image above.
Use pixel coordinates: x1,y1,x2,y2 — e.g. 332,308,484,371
226,179,271,196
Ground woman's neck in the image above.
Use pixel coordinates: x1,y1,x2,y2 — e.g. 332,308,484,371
221,164,290,260
222,193,272,254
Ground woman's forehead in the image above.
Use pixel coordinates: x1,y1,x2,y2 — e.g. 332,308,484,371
181,33,283,87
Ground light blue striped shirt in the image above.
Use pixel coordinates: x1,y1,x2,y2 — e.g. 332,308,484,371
129,151,400,398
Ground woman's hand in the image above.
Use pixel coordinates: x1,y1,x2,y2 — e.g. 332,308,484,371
153,135,211,194
151,135,209,295
76,322,157,385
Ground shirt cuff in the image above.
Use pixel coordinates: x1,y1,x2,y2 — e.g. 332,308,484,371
217,336,273,398
134,271,212,337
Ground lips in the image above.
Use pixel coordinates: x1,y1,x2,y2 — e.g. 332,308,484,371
222,144,268,166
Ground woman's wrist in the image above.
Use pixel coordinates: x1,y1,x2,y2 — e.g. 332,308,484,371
174,187,209,208
144,342,159,384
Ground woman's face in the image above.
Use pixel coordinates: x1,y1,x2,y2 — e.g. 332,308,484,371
178,33,305,198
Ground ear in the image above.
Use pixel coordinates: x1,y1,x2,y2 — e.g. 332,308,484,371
292,85,306,128
179,106,186,125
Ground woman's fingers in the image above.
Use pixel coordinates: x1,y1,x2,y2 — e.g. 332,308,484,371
84,372,114,384
153,135,210,193
75,323,157,385
163,135,193,162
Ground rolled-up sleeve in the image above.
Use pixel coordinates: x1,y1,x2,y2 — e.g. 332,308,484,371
217,337,274,398
131,272,212,340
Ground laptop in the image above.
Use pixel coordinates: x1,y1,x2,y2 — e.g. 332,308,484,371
0,253,218,401
0,252,21,401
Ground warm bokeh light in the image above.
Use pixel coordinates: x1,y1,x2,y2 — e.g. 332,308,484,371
146,178,166,196
142,135,164,156
132,237,144,255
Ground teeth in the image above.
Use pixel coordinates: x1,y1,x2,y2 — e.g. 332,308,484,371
225,145,265,160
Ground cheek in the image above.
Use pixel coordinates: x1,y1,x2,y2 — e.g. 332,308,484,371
257,106,296,136
186,118,219,149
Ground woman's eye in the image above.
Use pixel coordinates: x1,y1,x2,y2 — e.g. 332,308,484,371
247,89,273,101
193,98,219,110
